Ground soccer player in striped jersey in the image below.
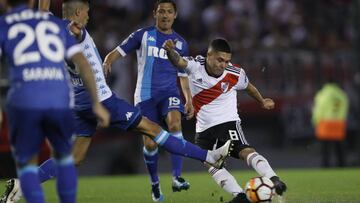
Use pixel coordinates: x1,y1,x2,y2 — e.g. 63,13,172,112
0,0,110,202
1,1,232,202
163,38,287,203
103,0,193,201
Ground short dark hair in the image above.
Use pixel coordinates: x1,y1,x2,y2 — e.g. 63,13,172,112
209,38,232,53
7,0,28,7
154,0,177,12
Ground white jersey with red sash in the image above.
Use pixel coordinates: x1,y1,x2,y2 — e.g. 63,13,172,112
184,55,249,132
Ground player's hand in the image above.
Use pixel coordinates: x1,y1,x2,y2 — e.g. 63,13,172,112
261,98,275,110
92,102,110,128
184,101,194,120
162,39,176,51
69,21,83,38
102,62,112,78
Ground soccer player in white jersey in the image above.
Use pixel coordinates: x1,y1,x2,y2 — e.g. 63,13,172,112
0,1,233,202
163,38,287,203
103,0,193,201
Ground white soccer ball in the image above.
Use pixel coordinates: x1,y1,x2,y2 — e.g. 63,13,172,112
245,177,275,203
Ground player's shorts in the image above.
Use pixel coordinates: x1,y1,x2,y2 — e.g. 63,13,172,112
136,92,184,125
74,93,142,137
195,120,252,159
7,106,74,165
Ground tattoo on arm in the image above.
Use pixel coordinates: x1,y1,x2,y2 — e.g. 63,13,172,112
167,49,181,67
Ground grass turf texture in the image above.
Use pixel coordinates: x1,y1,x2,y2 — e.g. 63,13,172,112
1,168,359,203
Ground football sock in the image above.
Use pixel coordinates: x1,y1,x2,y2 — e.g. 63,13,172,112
55,155,77,203
143,147,160,184
154,130,207,162
170,131,183,177
247,152,276,178
18,165,44,203
209,167,243,196
38,158,57,183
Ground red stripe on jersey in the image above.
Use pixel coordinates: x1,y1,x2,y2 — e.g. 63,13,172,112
193,73,239,115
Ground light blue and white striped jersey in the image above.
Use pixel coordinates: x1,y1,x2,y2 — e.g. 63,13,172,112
117,26,188,105
66,22,112,111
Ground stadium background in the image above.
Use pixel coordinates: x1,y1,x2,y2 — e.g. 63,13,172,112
0,0,359,177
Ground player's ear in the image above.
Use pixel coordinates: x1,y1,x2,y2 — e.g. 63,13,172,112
153,9,156,18
75,7,81,17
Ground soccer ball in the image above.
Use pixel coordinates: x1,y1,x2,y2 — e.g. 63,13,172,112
245,177,275,203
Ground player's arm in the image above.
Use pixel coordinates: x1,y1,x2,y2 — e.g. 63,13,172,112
163,39,188,69
38,0,50,11
71,52,110,127
245,83,275,110
103,49,122,77
179,76,194,120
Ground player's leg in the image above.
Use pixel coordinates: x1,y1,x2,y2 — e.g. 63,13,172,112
45,109,77,203
133,116,231,168
136,98,164,202
38,109,96,183
142,135,163,202
108,96,232,167
195,125,244,198
2,108,45,203
163,97,190,192
228,121,287,195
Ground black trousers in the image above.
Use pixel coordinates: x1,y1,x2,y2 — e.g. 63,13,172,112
321,140,346,167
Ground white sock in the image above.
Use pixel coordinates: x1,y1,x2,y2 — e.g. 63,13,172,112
208,167,243,196
246,152,277,178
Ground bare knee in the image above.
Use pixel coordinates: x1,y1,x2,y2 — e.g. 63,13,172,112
167,119,181,132
73,153,85,167
143,136,158,151
239,147,256,160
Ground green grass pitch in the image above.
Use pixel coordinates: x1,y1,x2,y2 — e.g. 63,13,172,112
1,168,360,202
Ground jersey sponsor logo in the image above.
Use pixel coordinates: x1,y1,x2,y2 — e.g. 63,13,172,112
221,82,229,93
126,112,134,121
22,67,64,81
5,9,49,24
148,46,168,59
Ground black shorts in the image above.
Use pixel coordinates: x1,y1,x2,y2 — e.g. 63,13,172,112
195,120,251,159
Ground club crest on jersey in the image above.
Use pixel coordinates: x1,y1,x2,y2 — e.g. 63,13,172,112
175,40,183,50
221,82,229,93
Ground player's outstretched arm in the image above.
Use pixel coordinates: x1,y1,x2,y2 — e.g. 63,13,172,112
179,76,194,120
245,83,275,110
163,39,188,69
71,52,110,127
38,0,51,11
103,49,122,77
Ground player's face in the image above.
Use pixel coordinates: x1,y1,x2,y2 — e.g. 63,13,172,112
76,4,89,27
154,2,177,33
206,50,232,77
